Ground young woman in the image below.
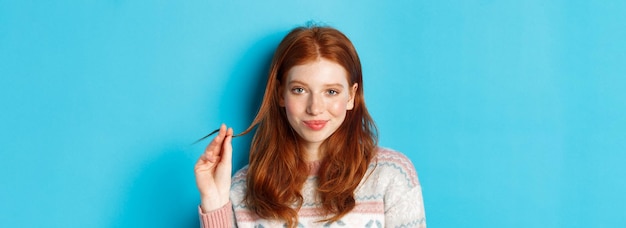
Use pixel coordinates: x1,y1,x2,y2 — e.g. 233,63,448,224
195,25,426,228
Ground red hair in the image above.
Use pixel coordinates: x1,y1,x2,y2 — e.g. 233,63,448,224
238,25,378,227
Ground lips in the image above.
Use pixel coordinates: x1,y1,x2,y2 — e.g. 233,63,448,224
303,120,328,131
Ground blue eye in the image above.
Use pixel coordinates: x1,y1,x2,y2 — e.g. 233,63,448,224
292,88,305,94
327,89,339,95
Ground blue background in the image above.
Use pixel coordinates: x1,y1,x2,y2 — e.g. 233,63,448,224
1,0,625,227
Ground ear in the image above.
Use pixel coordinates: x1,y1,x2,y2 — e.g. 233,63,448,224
346,83,358,110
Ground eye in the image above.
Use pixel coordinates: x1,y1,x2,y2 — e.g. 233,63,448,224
291,87,305,94
327,89,339,95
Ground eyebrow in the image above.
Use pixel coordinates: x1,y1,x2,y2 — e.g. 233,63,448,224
288,80,345,88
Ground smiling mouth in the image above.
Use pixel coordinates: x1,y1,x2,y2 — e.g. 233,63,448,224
303,120,328,130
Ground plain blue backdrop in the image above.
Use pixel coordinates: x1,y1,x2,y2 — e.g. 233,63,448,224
1,0,625,227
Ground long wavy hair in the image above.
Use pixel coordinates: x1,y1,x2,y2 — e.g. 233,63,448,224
237,25,378,227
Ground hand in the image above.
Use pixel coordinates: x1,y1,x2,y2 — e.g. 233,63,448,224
194,124,233,212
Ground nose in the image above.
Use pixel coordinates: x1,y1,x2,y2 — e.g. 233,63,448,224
306,93,324,115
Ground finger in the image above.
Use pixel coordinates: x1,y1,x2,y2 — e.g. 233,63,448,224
221,127,234,165
204,124,227,155
196,153,216,167
202,153,218,163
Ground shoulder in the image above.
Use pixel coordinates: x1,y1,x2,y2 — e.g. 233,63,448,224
230,166,249,197
230,166,249,209
372,147,420,188
232,165,249,187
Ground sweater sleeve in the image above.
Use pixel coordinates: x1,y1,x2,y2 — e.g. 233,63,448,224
383,155,427,227
198,201,235,228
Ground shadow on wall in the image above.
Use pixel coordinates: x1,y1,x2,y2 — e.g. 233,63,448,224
217,30,287,172
112,31,286,227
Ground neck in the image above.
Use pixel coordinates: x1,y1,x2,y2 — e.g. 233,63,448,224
302,142,323,162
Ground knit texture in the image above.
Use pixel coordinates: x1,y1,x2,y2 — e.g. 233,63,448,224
199,147,426,227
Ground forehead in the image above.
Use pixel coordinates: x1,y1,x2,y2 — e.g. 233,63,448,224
285,59,349,85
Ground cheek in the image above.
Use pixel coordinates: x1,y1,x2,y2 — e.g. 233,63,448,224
328,99,349,115
283,97,304,116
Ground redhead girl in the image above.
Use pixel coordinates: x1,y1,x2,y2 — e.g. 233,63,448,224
195,25,426,228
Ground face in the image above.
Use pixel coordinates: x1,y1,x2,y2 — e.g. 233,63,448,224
280,58,358,150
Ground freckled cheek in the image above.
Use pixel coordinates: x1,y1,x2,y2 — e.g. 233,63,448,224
284,97,306,116
328,100,348,116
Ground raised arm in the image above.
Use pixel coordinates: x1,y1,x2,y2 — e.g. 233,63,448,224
194,124,235,226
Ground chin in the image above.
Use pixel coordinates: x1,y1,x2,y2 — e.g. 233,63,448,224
299,133,331,144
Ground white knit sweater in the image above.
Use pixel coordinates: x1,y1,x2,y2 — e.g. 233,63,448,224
199,147,426,227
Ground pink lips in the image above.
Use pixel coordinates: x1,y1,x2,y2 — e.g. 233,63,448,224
303,120,328,131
